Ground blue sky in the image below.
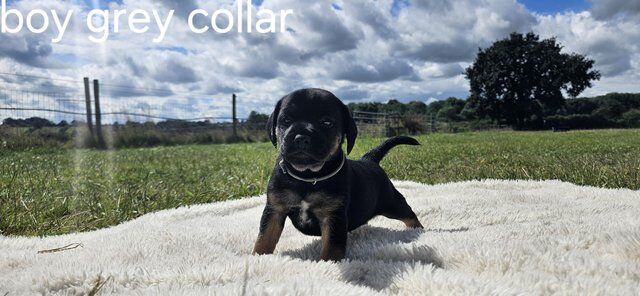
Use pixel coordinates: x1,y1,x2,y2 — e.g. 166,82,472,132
519,0,591,14
391,0,592,16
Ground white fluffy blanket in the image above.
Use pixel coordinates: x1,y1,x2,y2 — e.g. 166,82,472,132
1,180,639,295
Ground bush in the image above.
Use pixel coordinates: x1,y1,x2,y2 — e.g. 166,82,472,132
402,115,426,134
544,114,617,130
0,126,68,150
622,109,640,127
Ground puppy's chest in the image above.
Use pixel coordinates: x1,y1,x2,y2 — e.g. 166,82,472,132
272,191,344,224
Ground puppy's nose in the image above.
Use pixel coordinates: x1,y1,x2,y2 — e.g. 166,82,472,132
294,134,311,150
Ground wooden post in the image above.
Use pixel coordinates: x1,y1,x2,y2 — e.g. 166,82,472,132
430,114,436,133
93,79,106,148
83,77,94,137
232,94,238,139
384,113,391,137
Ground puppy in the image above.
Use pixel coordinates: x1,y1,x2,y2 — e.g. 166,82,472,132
253,88,423,261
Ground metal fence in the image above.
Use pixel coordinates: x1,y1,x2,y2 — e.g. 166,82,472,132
0,84,237,124
352,110,510,137
0,74,267,148
0,73,510,149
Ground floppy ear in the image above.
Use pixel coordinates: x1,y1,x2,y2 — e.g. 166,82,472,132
267,99,283,147
342,103,358,155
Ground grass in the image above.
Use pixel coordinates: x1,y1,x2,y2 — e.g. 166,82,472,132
0,124,268,150
1,129,639,237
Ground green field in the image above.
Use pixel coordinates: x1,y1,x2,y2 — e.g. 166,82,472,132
1,129,639,237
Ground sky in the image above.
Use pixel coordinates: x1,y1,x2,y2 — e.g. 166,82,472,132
519,0,591,14
0,0,639,120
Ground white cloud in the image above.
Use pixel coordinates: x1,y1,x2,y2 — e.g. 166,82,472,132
419,63,465,78
589,0,640,20
534,11,640,95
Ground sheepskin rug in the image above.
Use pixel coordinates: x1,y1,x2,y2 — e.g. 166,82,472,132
1,180,639,295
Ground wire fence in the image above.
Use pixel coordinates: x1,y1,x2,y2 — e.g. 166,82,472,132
0,75,268,149
352,110,510,136
0,88,83,122
0,87,237,122
0,73,509,149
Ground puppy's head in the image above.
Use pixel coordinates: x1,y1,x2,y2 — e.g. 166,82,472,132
267,88,357,172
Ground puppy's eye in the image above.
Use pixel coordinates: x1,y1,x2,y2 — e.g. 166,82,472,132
281,116,292,124
321,119,334,128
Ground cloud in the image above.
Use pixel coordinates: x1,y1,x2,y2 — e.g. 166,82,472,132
396,38,477,63
153,0,199,19
535,12,639,77
333,85,370,101
223,48,282,79
339,0,396,39
589,0,640,20
153,60,200,83
331,58,419,83
0,0,84,69
263,0,363,55
392,0,536,63
586,39,632,76
0,36,58,68
419,63,465,78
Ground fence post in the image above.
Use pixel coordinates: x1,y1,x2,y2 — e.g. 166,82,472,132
384,113,391,137
232,93,238,139
93,79,106,149
430,114,437,133
83,77,94,137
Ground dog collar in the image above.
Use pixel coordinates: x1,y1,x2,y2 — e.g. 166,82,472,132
279,156,346,185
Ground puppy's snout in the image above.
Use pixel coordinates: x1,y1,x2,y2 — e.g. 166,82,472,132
294,134,311,150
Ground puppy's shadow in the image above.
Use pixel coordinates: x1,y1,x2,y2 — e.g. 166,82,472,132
281,225,443,291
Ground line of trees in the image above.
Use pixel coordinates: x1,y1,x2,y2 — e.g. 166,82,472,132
348,92,640,130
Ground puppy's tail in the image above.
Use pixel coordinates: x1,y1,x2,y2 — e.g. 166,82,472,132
361,136,420,164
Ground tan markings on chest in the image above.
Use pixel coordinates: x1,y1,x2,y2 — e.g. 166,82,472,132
269,190,344,224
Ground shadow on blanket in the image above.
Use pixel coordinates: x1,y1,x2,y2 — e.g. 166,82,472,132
281,225,443,290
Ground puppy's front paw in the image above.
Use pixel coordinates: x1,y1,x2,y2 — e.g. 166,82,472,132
253,243,275,255
403,218,424,229
320,248,346,261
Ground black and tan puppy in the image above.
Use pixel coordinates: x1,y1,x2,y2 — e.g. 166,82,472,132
253,88,423,261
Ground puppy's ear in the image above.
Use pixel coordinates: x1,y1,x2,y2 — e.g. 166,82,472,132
342,103,358,155
267,99,283,147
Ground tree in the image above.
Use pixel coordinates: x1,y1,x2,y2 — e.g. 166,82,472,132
465,32,601,129
622,109,640,126
246,111,269,124
406,101,427,114
437,106,460,122
385,99,407,114
563,98,599,115
2,117,55,128
425,100,445,118
460,100,479,120
348,102,384,113
436,97,466,121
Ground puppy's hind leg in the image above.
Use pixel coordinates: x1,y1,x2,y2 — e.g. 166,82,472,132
381,189,424,229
